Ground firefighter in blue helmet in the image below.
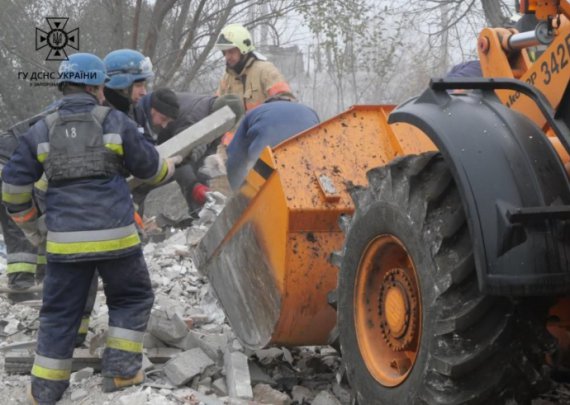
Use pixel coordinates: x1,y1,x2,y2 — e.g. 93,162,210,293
2,53,180,404
103,49,153,117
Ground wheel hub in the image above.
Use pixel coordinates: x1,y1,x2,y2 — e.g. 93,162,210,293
354,235,422,387
379,268,418,351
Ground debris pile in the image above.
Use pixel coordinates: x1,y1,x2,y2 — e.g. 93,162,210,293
0,193,350,405
0,189,567,404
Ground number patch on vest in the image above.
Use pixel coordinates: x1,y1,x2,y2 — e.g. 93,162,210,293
65,127,77,138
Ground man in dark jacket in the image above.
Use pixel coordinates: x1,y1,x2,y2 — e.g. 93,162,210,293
226,93,319,190
134,89,244,213
2,53,179,403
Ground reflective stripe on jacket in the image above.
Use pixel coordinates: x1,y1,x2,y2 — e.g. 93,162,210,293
216,55,291,111
1,92,168,261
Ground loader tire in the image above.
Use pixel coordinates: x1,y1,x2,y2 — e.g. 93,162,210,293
337,152,551,404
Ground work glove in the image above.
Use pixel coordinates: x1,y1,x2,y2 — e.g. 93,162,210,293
163,155,183,183
191,183,210,205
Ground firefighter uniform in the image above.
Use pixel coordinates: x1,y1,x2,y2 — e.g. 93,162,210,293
0,115,50,293
214,23,291,111
216,55,291,111
2,84,170,403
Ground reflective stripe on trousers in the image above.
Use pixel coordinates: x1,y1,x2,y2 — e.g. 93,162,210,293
7,252,37,274
106,326,144,353
32,251,153,402
31,354,72,381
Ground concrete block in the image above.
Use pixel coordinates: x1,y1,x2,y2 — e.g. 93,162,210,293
224,348,253,400
70,367,94,383
147,309,189,344
254,347,283,365
248,361,276,386
144,182,191,226
164,347,215,386
291,385,314,404
172,330,228,361
311,391,342,405
212,377,228,396
143,332,167,349
253,383,291,405
145,347,183,363
129,106,236,190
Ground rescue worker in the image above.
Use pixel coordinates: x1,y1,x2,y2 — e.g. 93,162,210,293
103,49,153,117
226,93,319,190
133,89,244,213
1,53,180,403
0,111,55,299
214,23,292,112
446,60,482,79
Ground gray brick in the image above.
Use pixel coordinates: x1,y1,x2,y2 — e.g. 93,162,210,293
164,348,215,386
224,349,253,400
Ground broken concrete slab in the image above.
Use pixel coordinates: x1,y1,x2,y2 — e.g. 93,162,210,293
143,182,192,226
255,347,283,365
143,332,168,349
253,383,291,405
164,347,215,386
224,348,253,400
311,390,342,405
248,361,276,386
129,106,236,190
70,367,94,384
292,385,314,404
212,377,228,396
171,330,228,361
147,309,189,344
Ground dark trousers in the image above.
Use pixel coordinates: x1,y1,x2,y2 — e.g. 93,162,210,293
31,250,154,403
0,199,38,288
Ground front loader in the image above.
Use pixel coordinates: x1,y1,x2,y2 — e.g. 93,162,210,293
194,1,570,403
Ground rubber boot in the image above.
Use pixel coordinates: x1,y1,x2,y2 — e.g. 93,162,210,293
102,369,145,393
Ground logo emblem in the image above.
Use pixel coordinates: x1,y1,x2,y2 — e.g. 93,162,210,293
36,17,79,61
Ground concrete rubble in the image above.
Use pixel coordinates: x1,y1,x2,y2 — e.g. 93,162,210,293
0,184,566,404
0,188,354,405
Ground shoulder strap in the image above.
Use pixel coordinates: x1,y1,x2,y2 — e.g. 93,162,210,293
91,106,112,125
43,111,59,131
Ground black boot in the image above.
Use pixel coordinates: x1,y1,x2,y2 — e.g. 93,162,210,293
7,272,38,302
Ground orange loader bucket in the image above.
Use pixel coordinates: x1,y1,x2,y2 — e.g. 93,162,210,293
193,105,436,349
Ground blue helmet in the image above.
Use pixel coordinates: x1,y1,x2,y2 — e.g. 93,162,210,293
104,49,153,89
58,53,108,86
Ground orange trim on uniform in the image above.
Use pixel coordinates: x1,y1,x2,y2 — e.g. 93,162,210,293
245,101,261,111
267,81,291,97
221,131,235,146
11,205,38,224
134,212,144,231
